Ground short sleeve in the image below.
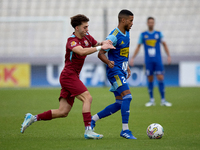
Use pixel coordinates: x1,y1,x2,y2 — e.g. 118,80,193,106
160,32,164,42
105,35,117,51
138,33,143,44
67,38,80,51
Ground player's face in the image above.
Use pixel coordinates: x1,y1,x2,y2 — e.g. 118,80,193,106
77,22,89,37
147,19,154,30
124,15,134,31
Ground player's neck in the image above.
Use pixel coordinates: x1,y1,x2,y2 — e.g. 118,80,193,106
148,28,154,32
74,31,83,39
118,25,126,34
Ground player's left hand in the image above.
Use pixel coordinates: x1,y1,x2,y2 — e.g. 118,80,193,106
101,43,115,50
127,67,131,79
167,56,171,64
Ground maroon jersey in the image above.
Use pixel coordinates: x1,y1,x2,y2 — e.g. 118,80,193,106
62,32,97,76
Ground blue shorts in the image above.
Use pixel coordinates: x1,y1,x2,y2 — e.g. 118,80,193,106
145,61,164,76
107,72,130,95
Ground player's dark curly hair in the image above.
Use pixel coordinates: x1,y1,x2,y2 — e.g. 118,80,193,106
118,9,134,22
70,14,89,28
147,17,155,21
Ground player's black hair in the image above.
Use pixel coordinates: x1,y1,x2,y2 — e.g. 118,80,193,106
147,17,155,21
118,9,134,22
70,14,89,28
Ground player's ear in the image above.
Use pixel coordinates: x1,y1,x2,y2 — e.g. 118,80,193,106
75,26,79,31
122,18,126,23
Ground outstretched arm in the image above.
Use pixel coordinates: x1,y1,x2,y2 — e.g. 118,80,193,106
162,41,171,64
94,40,113,47
129,44,141,66
72,41,115,56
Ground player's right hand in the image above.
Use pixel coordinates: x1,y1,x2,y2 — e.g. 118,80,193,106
108,61,114,68
129,58,134,67
101,43,115,50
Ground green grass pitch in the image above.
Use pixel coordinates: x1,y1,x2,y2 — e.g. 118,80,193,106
0,87,200,150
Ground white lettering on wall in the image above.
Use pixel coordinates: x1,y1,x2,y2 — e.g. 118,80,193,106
45,63,146,86
46,64,62,86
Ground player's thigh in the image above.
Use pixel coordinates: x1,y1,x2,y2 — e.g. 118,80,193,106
155,61,164,76
114,88,131,99
120,89,131,97
60,74,88,98
59,98,72,114
59,88,75,107
145,62,154,76
114,91,123,100
108,73,131,97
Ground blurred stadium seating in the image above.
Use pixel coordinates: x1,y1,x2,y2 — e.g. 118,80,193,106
0,0,199,64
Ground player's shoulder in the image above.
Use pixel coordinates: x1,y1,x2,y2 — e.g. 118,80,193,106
141,30,148,35
67,33,79,47
154,30,162,34
110,28,119,37
68,33,77,41
69,33,76,38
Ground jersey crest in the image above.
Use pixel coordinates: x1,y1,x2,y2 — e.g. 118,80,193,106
70,41,77,47
84,40,89,46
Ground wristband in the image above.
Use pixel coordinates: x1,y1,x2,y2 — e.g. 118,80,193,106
96,46,102,51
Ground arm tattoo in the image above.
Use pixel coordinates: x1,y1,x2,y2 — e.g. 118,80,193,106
96,42,101,46
99,52,105,56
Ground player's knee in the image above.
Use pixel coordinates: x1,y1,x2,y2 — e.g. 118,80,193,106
60,111,69,117
82,94,92,104
87,95,93,104
80,91,93,103
123,94,132,101
59,109,69,117
157,75,164,81
148,76,154,82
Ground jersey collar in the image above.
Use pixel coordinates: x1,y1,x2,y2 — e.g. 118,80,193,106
116,27,127,36
147,30,156,34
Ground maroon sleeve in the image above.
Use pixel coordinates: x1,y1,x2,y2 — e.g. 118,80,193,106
67,38,81,51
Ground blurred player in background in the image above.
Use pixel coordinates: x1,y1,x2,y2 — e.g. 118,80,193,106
20,14,115,139
91,9,137,139
129,17,172,107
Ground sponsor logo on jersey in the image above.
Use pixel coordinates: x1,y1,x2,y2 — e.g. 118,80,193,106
119,40,125,45
71,41,77,47
145,39,157,47
120,47,129,57
84,40,89,46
